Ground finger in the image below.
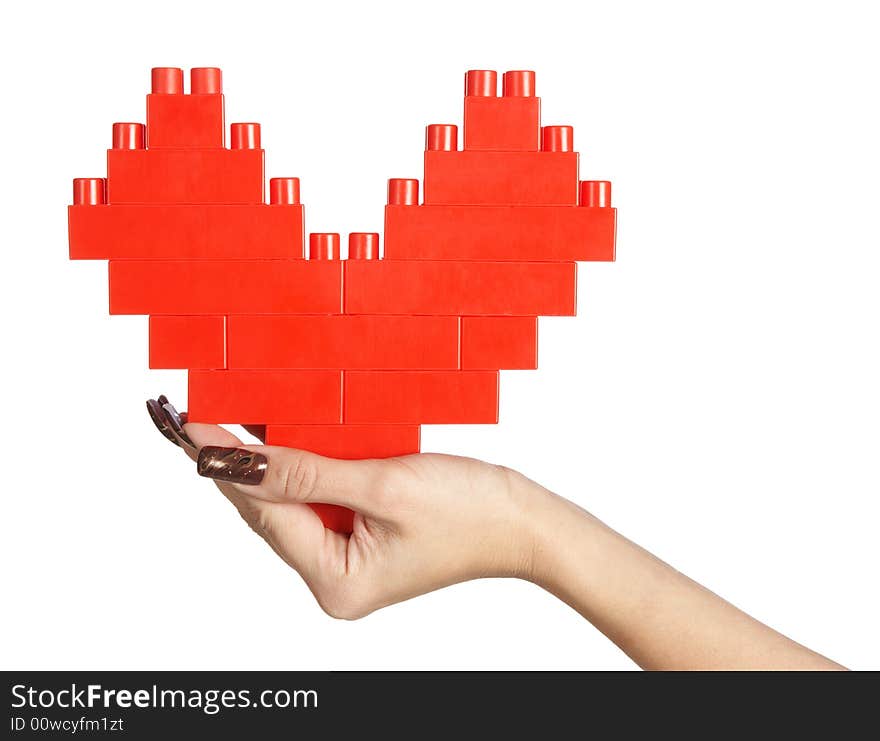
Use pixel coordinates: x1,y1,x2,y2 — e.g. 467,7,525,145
146,396,208,456
182,421,335,572
145,398,334,573
183,421,244,459
196,444,390,516
224,489,330,576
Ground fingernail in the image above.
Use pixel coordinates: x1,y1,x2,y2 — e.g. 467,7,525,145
197,446,268,485
146,399,180,447
161,400,196,450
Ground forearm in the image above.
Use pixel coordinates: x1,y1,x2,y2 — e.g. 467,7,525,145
517,478,844,670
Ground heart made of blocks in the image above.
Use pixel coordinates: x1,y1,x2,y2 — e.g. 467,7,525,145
68,67,617,533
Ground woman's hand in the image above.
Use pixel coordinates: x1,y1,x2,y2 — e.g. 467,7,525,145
148,397,547,619
148,396,844,669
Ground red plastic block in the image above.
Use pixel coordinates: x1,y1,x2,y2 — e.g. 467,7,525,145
73,178,106,205
146,67,224,148
344,260,576,316
228,315,460,369
463,96,540,151
344,371,498,424
110,260,342,315
149,315,226,369
384,204,616,261
461,317,537,370
69,204,304,260
107,149,264,204
311,505,355,534
147,94,224,148
423,150,578,205
188,370,342,424
265,424,420,457
580,180,612,207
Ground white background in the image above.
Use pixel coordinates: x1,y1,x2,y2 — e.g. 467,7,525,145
1,0,877,670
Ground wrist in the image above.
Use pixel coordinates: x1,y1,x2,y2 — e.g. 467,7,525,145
498,468,581,586
510,474,604,594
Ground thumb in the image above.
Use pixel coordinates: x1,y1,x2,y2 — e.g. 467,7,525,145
196,444,392,518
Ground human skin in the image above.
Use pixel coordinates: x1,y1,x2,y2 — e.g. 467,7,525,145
150,398,844,670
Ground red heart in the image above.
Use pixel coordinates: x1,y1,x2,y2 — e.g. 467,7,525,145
68,67,616,534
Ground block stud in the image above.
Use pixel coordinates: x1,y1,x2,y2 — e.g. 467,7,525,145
542,125,573,152
465,70,497,97
349,233,380,260
388,178,419,206
502,70,536,97
579,181,612,207
191,67,222,94
151,67,184,94
230,122,261,149
112,122,146,150
426,124,458,152
72,178,106,206
269,177,300,205
309,233,340,260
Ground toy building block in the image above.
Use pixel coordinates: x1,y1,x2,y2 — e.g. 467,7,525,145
69,201,304,260
309,232,340,260
423,150,578,205
264,424,421,458
149,315,226,369
383,200,616,262
228,315,460,369
579,180,612,207
462,70,541,151
106,146,264,204
72,178,106,206
344,259,577,316
146,67,225,148
309,505,355,534
460,316,537,370
188,370,343,424
348,232,380,260
344,371,499,424
109,259,343,315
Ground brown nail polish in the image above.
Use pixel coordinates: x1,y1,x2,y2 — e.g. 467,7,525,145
197,446,268,485
161,401,196,449
146,399,180,447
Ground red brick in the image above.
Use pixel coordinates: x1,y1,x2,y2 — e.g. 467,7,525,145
463,95,540,151
344,371,498,424
147,92,225,148
109,260,342,315
69,204,304,260
383,204,615,261
264,424,420,458
228,315,460,369
423,150,578,205
107,148,263,204
188,370,342,424
149,315,226,369
344,260,576,316
461,316,537,369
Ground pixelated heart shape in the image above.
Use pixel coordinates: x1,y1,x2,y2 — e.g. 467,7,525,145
68,67,616,532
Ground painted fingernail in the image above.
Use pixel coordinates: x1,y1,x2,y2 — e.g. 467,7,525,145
146,398,180,447
161,400,196,450
197,446,268,485
157,394,169,406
